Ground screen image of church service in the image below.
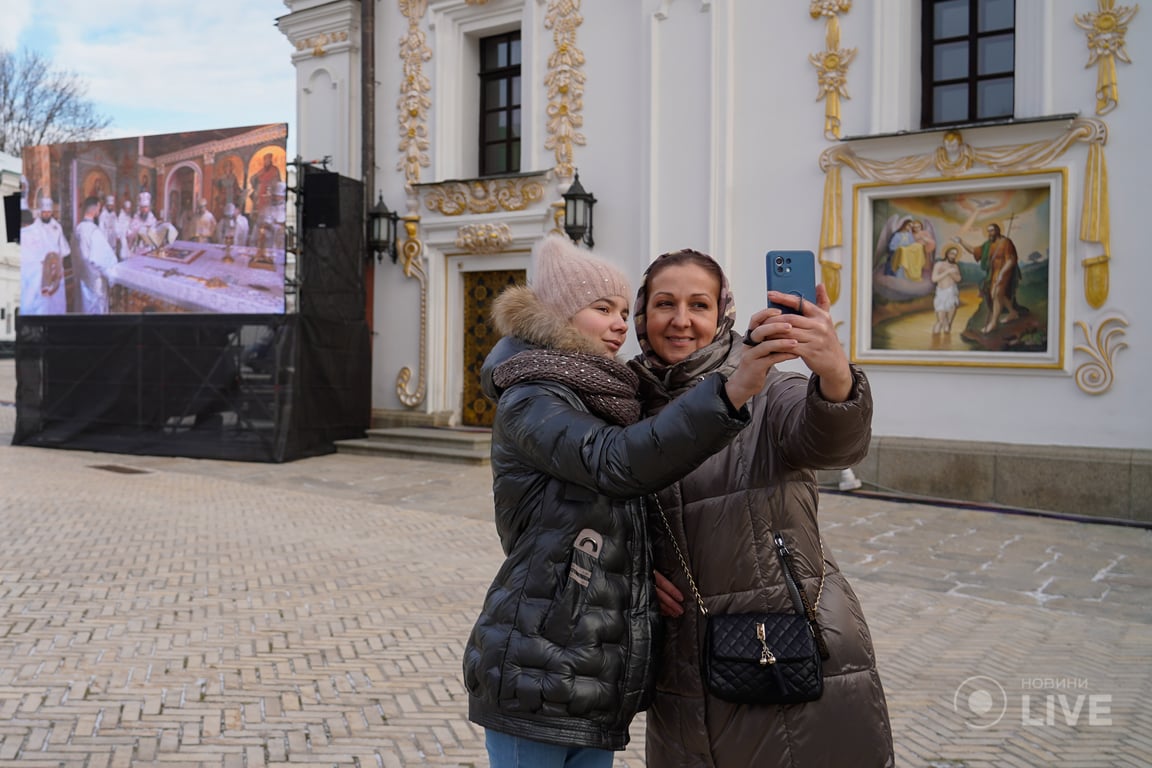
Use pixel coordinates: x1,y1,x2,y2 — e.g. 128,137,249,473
20,123,289,316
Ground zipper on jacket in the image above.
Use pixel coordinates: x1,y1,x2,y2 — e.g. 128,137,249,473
774,531,830,660
773,533,805,613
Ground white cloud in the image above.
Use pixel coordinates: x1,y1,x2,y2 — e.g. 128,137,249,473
24,0,296,140
0,0,33,50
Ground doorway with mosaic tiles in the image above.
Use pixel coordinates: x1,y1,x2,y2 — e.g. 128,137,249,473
462,268,526,426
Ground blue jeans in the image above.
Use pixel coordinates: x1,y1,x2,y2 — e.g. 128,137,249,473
485,729,614,768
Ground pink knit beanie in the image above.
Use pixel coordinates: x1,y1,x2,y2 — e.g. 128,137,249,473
531,234,631,319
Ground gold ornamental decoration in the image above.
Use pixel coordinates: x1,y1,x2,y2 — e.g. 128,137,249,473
397,0,432,190
809,0,851,16
396,216,428,408
293,31,350,57
543,0,587,181
817,162,843,302
1079,129,1111,309
550,199,566,237
456,223,514,254
818,118,1113,308
1074,316,1128,394
808,11,856,140
1074,0,1139,116
423,177,546,215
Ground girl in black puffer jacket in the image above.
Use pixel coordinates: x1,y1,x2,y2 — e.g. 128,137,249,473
463,235,783,768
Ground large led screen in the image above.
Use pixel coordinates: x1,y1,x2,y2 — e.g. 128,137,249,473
20,123,288,316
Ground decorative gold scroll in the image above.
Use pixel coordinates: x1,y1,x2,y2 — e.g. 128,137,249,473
423,177,546,216
819,118,1112,307
293,31,350,57
808,10,856,141
396,216,428,408
543,0,587,181
1074,316,1129,394
456,223,514,254
809,0,851,16
1074,1,1139,116
397,0,432,190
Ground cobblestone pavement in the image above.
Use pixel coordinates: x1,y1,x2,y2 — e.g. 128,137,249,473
1,360,1150,767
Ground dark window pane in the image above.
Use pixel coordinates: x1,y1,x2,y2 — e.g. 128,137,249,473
978,0,1014,32
977,77,1013,118
485,144,507,173
934,0,969,39
486,111,507,140
935,41,969,80
479,31,521,176
485,78,506,108
922,0,1014,127
934,82,969,123
978,34,1013,75
482,41,499,70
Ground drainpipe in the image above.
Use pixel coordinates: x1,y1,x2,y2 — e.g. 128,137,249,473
362,0,376,334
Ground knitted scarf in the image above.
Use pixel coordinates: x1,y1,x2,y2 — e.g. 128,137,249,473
493,348,642,426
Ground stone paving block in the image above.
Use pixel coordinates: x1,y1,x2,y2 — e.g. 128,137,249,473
0,405,1149,767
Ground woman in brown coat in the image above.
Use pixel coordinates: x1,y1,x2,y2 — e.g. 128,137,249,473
630,249,893,767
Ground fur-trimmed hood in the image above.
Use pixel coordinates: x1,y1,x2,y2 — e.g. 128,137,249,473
481,285,618,402
491,285,607,357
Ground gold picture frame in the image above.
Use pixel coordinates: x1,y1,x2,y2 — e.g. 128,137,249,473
851,169,1067,369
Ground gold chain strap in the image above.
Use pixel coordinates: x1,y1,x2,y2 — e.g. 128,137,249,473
649,493,826,617
651,493,711,616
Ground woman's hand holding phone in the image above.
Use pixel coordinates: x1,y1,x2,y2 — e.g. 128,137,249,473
741,248,853,403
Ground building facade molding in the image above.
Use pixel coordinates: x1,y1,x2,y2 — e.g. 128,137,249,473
1074,1,1140,116
809,2,855,140
419,174,548,216
1074,315,1129,395
543,0,586,182
455,222,515,253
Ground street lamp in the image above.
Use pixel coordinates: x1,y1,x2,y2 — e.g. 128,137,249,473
369,192,399,263
561,170,596,248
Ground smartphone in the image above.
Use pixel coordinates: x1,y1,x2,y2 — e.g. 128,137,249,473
766,250,817,315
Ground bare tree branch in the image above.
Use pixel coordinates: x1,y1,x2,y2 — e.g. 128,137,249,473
0,48,111,156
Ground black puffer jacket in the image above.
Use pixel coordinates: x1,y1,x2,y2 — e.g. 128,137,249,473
463,287,750,751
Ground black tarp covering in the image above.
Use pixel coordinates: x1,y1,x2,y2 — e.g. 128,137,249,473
12,171,370,462
12,314,369,462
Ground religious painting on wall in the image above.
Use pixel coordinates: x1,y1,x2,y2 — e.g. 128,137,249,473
851,169,1066,369
19,123,288,316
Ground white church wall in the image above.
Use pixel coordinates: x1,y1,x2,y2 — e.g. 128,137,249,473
280,0,1149,457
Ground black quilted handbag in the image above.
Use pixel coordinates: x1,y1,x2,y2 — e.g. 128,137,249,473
653,495,829,706
703,611,822,704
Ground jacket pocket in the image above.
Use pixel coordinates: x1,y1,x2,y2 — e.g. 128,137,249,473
540,528,603,646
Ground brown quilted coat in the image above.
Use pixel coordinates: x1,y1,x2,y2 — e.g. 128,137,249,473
643,365,894,768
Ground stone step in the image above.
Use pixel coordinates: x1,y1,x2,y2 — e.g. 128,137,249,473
334,427,491,465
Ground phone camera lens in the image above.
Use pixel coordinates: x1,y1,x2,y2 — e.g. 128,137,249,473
775,257,784,265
